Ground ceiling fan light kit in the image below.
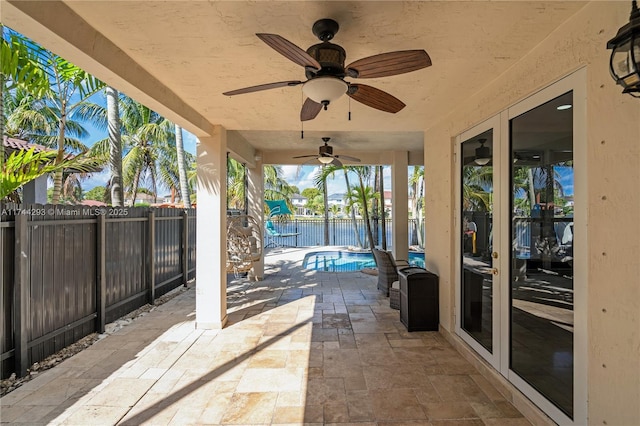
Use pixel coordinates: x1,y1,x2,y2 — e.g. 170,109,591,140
292,137,361,167
302,77,348,106
223,18,432,120
318,156,334,164
474,139,491,166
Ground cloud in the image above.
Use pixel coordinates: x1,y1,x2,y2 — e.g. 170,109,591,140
281,165,323,191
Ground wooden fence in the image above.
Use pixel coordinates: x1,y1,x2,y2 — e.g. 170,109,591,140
0,205,196,379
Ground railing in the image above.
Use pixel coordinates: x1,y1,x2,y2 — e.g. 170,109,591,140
264,218,425,248
1,204,196,379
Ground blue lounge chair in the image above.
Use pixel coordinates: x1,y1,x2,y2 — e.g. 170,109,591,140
264,220,300,248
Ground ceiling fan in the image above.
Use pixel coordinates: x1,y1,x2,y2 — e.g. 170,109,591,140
293,137,361,167
222,18,432,121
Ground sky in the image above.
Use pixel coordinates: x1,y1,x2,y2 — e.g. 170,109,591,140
280,164,394,195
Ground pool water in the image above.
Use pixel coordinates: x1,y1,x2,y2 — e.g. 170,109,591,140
302,250,425,272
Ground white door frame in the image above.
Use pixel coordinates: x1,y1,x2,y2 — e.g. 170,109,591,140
455,113,503,370
455,68,588,425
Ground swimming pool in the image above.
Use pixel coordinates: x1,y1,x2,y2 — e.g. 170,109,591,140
302,250,425,272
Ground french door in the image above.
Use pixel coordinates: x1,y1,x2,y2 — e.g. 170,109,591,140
456,71,586,425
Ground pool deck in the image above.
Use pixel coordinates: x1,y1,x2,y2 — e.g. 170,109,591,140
0,246,531,425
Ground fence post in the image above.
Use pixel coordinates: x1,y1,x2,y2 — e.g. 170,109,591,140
96,214,106,333
182,210,188,287
14,214,29,377
148,210,156,304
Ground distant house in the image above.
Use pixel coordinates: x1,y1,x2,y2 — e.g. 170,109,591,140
291,193,310,216
327,193,346,208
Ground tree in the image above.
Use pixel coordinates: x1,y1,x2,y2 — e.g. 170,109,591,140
300,188,323,216
378,165,387,250
333,166,376,249
409,166,424,247
343,168,363,247
462,165,493,211
227,156,245,211
264,165,295,203
174,124,191,206
117,97,174,204
28,47,106,203
1,148,89,201
312,166,332,244
84,185,107,202
106,86,124,206
314,163,364,248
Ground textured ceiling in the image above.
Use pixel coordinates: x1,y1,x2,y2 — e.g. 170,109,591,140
4,1,586,158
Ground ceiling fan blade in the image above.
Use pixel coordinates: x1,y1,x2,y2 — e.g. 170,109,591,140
292,154,319,159
331,158,343,167
223,80,302,96
335,155,361,163
348,84,406,113
300,98,323,121
256,33,321,70
346,50,431,79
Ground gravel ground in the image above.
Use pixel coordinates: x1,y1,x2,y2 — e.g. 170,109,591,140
1,285,191,397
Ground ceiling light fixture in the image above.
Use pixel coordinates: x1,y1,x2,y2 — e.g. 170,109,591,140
607,0,640,97
474,139,491,166
302,76,348,109
557,104,572,110
318,156,334,164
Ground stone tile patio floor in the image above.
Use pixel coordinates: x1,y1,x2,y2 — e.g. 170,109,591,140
0,247,530,425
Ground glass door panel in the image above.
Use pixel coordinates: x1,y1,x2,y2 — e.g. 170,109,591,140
509,91,574,418
460,129,494,353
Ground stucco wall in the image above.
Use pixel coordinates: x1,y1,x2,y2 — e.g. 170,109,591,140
424,2,640,424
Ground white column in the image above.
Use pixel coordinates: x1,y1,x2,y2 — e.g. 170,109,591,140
247,154,264,280
195,126,227,329
392,151,409,262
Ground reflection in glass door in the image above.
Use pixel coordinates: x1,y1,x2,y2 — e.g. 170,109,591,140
460,129,494,353
509,92,574,418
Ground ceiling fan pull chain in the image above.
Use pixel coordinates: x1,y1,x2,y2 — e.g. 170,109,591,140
349,97,351,121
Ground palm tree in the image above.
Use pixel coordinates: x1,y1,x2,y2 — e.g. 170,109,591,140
4,87,102,204
512,165,566,213
335,165,377,249
106,86,124,206
118,97,174,204
1,27,50,148
27,48,106,203
409,166,424,247
264,164,295,209
462,165,493,211
227,156,246,211
378,165,387,250
175,124,191,206
1,148,89,201
312,165,334,245
349,180,377,249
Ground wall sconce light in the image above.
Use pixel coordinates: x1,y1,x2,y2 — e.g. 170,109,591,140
474,139,491,165
607,0,640,97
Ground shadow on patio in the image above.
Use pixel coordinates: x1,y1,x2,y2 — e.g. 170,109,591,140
0,248,529,424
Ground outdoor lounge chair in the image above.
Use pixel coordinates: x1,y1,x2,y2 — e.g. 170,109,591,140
264,220,301,248
373,248,410,296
